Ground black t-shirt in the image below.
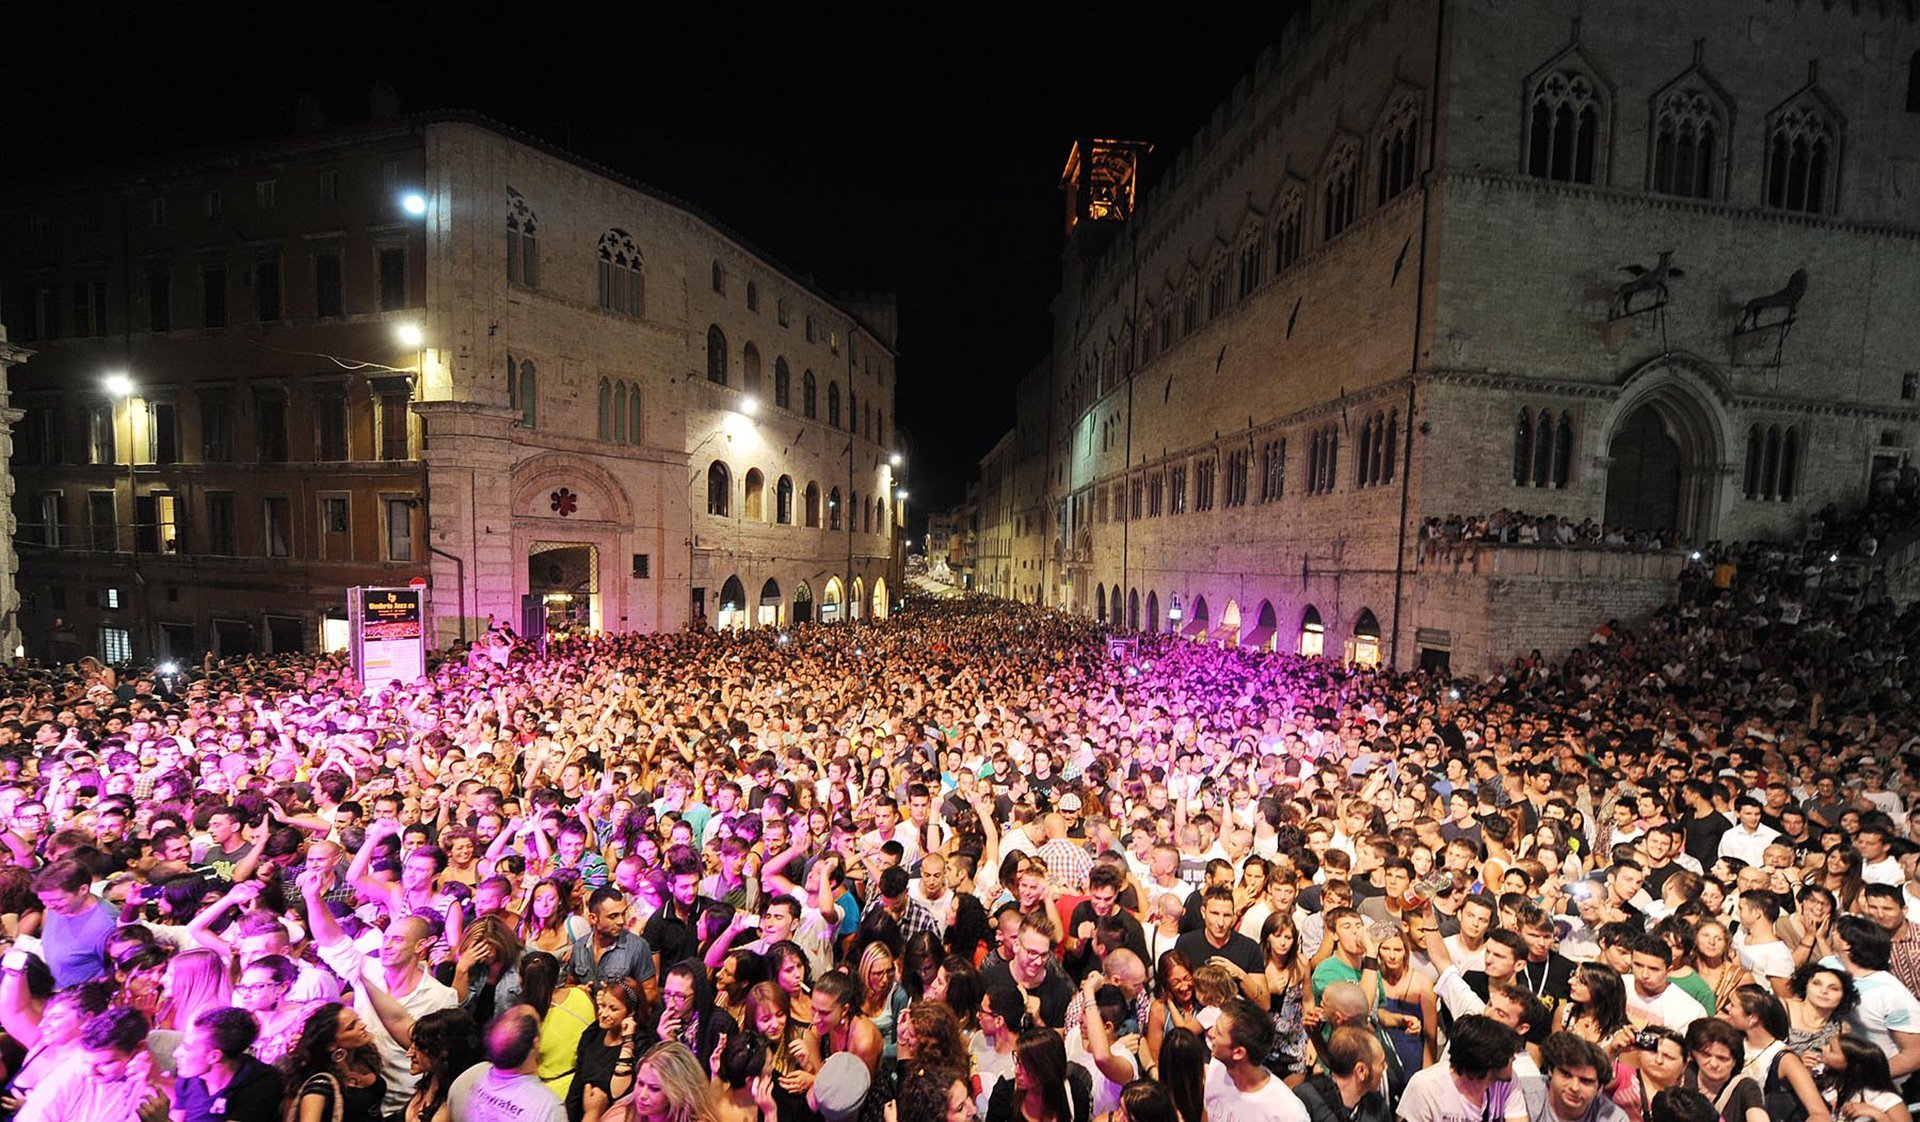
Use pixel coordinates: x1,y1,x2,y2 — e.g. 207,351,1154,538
1518,952,1576,1008
1013,967,1076,1029
176,1057,285,1122
1063,902,1149,979
1174,928,1264,976
1682,812,1733,869
1641,858,1683,897
642,898,711,970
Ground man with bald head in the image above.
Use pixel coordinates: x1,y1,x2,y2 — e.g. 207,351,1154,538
300,865,457,1119
449,1005,567,1121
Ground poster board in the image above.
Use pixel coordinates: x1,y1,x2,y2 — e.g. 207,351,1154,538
350,586,426,696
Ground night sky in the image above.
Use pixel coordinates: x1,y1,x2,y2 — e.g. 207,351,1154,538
12,13,1287,517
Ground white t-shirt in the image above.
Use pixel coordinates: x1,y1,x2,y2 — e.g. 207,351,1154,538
1205,1058,1310,1122
448,1063,568,1122
1734,934,1794,982
1442,935,1488,975
1838,965,1920,1055
1396,1063,1526,1122
1626,982,1707,1030
1067,1033,1137,1118
1862,856,1904,886
972,1035,1016,1116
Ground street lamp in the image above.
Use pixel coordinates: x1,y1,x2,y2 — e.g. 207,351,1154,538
394,322,424,348
740,395,759,416
889,452,902,468
104,372,142,660
400,192,427,217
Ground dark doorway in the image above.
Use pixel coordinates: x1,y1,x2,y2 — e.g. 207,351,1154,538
520,594,549,656
792,582,814,624
265,615,304,654
1604,405,1683,534
1419,647,1452,672
212,617,255,657
158,622,195,661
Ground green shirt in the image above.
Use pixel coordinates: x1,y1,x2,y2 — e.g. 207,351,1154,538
1311,955,1363,1001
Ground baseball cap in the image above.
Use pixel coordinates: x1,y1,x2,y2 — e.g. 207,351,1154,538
810,1053,870,1122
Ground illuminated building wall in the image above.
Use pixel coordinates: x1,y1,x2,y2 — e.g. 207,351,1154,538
1007,0,1920,672
0,113,899,662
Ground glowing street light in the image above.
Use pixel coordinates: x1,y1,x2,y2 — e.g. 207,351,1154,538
395,322,424,347
103,372,134,398
740,395,759,416
400,192,427,217
889,452,903,467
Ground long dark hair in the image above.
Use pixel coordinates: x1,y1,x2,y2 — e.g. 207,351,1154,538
1832,1033,1899,1107
1158,1026,1207,1122
409,1008,481,1122
280,1002,381,1098
519,951,563,1018
1570,962,1630,1037
1014,1028,1071,1122
1119,1080,1180,1122
901,932,942,1001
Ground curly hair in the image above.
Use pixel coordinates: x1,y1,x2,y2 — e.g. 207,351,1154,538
280,1002,381,1099
900,1000,967,1077
1787,961,1860,1018
897,1067,970,1122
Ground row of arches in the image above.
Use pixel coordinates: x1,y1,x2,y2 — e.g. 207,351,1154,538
1091,585,1385,666
703,463,889,533
711,574,890,629
706,328,884,444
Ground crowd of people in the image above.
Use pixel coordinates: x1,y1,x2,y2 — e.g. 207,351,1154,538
1419,513,1673,557
0,530,1914,1122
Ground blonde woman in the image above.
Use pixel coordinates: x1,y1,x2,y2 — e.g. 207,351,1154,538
858,942,902,1059
629,1040,719,1122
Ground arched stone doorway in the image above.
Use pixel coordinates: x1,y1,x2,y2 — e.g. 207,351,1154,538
850,577,865,622
1109,586,1122,627
1127,588,1140,631
1605,407,1684,535
792,581,814,624
821,576,845,622
1095,583,1108,623
1248,600,1278,651
870,577,889,620
1145,591,1160,633
1300,604,1325,657
758,578,783,627
1216,599,1242,645
1601,358,1729,544
1183,595,1211,639
716,575,747,631
1350,608,1383,668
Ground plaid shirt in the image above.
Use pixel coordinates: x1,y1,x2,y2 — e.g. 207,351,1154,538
1039,837,1093,893
1891,921,1920,998
896,897,943,943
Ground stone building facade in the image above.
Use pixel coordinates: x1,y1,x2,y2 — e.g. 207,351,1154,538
0,113,899,662
1010,0,1920,672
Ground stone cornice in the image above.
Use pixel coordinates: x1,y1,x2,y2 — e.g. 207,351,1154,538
1442,169,1920,242
1428,366,1920,422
